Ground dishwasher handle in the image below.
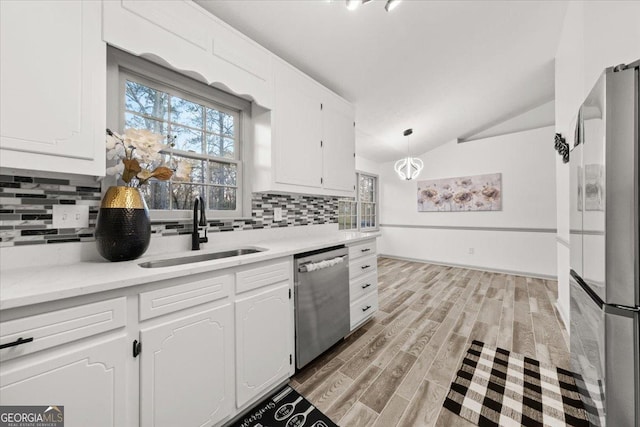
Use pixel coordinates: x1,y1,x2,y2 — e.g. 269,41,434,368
298,255,346,273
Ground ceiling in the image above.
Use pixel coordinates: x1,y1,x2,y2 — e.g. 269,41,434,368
195,0,568,163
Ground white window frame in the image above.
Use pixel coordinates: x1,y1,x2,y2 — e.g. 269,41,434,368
107,47,251,220
338,171,379,231
357,171,379,232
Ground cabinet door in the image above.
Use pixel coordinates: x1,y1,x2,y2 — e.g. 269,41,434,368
273,61,323,188
103,0,273,108
322,100,356,192
0,336,127,427
140,304,233,427
235,283,292,408
0,0,105,176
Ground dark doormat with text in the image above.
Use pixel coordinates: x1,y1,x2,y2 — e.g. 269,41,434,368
226,385,339,427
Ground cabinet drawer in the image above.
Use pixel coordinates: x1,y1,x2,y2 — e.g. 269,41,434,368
139,274,232,321
350,292,378,330
350,271,378,302
0,297,126,361
349,254,377,280
348,240,377,261
236,259,291,294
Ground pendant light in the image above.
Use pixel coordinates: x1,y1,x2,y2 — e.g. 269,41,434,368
394,128,423,180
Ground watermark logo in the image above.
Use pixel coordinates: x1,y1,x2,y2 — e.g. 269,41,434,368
0,406,64,427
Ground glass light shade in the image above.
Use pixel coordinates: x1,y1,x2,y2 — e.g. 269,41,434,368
394,156,423,180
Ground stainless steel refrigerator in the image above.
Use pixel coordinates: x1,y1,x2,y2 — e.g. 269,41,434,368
569,61,639,426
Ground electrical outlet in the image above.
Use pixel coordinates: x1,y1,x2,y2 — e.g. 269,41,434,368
52,205,89,228
468,247,475,255
274,207,283,222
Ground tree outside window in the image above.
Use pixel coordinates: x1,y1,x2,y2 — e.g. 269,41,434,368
122,76,240,212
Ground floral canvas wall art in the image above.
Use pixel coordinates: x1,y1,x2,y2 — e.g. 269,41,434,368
417,173,502,212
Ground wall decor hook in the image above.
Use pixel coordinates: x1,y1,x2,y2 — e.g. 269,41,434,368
554,133,569,164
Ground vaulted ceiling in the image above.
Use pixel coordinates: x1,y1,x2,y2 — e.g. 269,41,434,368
196,0,568,162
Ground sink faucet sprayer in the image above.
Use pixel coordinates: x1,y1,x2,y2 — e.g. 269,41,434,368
192,196,208,250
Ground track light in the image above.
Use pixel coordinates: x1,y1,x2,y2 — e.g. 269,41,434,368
385,0,401,12
345,0,400,12
346,0,360,11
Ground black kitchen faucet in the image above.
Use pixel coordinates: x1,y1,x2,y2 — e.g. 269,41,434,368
192,196,208,250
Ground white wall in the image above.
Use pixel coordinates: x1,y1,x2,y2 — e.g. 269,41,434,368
378,126,558,277
554,0,640,326
355,155,380,176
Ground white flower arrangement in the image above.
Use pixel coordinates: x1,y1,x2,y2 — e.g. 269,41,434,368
105,128,191,186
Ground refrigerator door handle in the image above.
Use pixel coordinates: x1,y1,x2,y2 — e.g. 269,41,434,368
611,304,640,313
571,269,605,308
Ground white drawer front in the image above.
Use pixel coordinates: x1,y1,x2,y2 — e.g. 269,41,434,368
348,239,377,261
139,274,232,321
350,271,378,302
350,292,378,330
349,254,377,280
236,260,291,294
0,297,126,361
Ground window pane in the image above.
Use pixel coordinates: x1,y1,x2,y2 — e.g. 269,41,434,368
206,134,235,159
206,108,234,136
170,124,203,153
171,183,205,210
360,176,374,202
124,113,168,135
209,186,236,210
174,157,206,184
125,80,168,120
170,95,203,129
141,181,170,210
210,162,237,186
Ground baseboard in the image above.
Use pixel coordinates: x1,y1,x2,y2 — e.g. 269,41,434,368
378,254,558,281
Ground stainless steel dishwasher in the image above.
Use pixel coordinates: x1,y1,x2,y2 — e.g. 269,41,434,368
294,245,350,369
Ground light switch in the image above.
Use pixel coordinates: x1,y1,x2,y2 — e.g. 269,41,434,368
52,205,89,228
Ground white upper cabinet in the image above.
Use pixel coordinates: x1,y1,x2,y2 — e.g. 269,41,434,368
253,59,356,197
322,98,357,192
102,0,274,109
0,0,106,176
273,60,324,189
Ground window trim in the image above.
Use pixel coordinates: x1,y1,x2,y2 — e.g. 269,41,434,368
106,47,251,220
356,170,379,232
338,171,379,231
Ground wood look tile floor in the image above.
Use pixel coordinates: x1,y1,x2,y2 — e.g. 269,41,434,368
290,257,570,427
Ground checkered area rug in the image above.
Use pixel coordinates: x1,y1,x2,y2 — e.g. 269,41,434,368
443,341,590,427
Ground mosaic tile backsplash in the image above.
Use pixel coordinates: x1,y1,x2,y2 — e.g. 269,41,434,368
0,174,340,247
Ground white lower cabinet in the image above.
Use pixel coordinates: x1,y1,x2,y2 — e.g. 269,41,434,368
0,336,128,427
235,283,292,408
139,303,234,427
0,256,294,427
348,239,379,330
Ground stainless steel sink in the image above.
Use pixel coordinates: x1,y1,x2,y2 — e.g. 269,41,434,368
138,248,265,268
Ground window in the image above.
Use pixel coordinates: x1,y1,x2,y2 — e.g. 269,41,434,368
338,172,378,231
108,48,249,217
358,173,377,230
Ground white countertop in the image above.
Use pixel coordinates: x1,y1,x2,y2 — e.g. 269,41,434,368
0,228,380,311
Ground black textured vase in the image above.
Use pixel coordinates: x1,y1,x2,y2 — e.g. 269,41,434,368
95,186,151,262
